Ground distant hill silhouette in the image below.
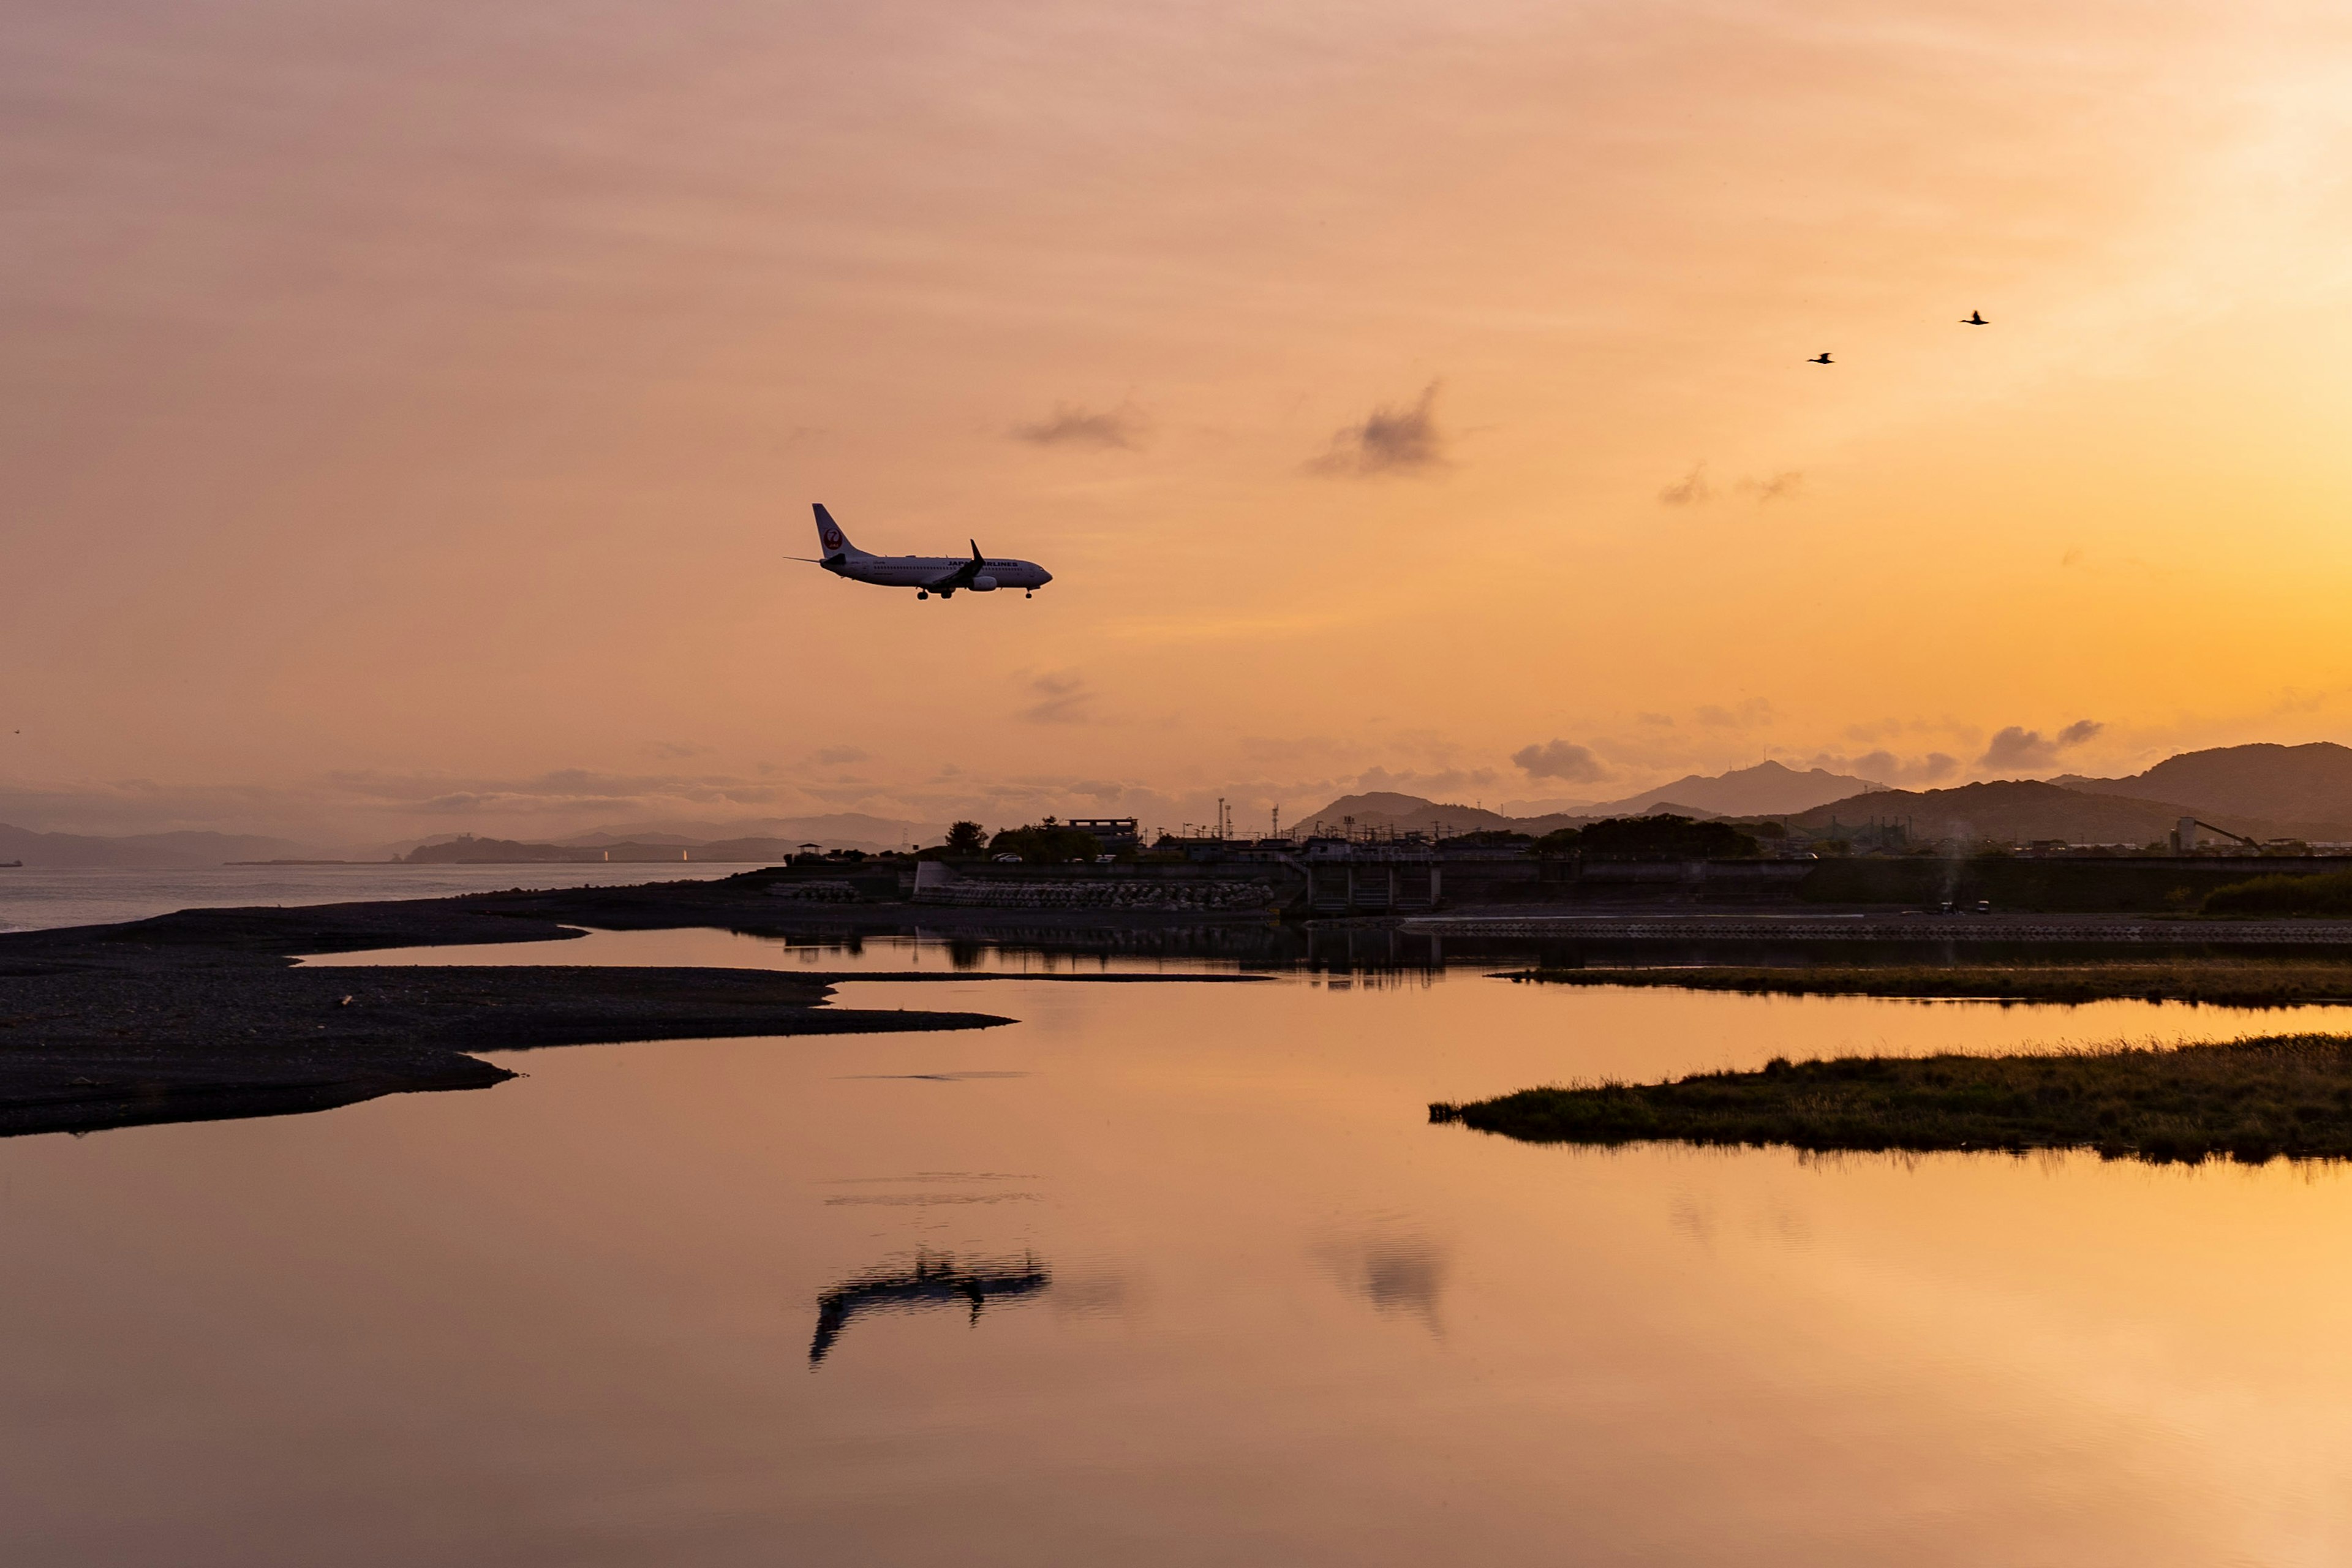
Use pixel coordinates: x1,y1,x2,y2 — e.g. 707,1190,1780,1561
404,834,826,864
1583,760,1880,818
404,835,590,864
1292,793,1590,837
0,824,316,868
2059,743,2352,836
556,812,941,854
1786,780,2284,845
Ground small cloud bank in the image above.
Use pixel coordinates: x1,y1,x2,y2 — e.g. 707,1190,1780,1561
1850,750,1959,785
1309,383,1447,477
1980,720,2103,772
1013,401,1150,450
1511,740,1608,783
1790,748,1958,786
1656,466,1801,506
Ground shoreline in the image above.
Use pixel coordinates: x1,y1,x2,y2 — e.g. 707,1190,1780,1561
28,864,2352,1141
0,870,1284,1139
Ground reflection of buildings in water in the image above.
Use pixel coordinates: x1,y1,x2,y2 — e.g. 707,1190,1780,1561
761,921,2032,981
809,1250,1052,1365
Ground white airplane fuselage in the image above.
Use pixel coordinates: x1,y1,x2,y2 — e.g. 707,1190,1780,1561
807,504,1052,599
823,554,1052,592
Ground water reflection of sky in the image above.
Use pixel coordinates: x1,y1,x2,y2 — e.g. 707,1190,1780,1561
7,952,2352,1562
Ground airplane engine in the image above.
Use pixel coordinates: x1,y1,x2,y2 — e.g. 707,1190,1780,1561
970,575,998,591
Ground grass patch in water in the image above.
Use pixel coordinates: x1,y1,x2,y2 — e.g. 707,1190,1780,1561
1430,1035,2352,1164
1498,960,2352,1008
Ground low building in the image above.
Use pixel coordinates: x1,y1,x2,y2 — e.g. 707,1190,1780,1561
1066,817,1140,853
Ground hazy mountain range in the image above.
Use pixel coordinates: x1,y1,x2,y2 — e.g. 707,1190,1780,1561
1297,762,1881,837
1582,761,1882,818
0,812,944,867
546,813,943,851
393,813,946,863
0,825,315,869
1784,782,2209,845
2056,743,2352,832
1291,793,1588,839
12,744,2352,865
1302,744,2352,845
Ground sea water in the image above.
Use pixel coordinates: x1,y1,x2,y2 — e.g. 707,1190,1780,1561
1,946,2348,1564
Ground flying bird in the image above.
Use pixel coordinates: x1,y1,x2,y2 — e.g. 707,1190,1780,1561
1807,352,1833,364
1961,310,1988,325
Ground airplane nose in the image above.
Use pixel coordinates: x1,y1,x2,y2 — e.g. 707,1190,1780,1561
1038,569,1053,584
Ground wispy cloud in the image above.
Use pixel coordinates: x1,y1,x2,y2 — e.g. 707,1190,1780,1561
1695,699,1774,730
1659,466,1800,505
1658,463,1711,506
1012,401,1150,450
1308,382,1447,477
1510,739,1608,783
1735,471,1804,502
1018,670,1097,725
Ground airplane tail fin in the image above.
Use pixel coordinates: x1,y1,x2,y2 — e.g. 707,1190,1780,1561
812,503,864,562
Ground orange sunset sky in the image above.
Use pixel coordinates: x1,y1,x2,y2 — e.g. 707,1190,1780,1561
6,0,2352,842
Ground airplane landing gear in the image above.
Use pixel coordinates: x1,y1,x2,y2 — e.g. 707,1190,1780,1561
917,590,929,600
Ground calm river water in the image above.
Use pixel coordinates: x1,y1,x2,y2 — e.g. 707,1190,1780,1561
4,932,2350,1564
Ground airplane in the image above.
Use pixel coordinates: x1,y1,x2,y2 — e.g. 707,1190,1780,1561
1961,309,1988,325
797,503,1053,600
1807,352,1833,364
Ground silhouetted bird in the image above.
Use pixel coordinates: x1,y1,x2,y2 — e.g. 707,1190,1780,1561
1961,310,1988,325
1807,352,1833,364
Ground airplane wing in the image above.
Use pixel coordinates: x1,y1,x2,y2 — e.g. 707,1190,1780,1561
924,540,987,591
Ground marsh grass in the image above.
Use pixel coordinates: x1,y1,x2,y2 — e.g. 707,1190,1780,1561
2201,871,2352,918
1499,960,2352,1008
1430,1035,2352,1164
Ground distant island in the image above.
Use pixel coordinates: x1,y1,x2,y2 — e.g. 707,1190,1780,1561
402,833,814,865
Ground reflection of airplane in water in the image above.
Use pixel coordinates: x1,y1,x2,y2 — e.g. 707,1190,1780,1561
809,1250,1052,1365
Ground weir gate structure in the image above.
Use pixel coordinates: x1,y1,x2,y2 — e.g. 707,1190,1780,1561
1302,842,1440,914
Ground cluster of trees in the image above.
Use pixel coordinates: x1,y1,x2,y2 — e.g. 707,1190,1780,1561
935,817,1107,865
1532,815,1763,861
2201,870,2352,918
1439,830,1534,848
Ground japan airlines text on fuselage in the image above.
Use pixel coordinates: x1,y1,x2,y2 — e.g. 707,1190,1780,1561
804,503,1053,600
